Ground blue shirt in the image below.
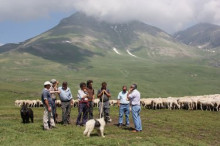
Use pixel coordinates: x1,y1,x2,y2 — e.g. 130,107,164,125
128,89,140,106
117,91,129,104
58,87,73,101
41,88,53,106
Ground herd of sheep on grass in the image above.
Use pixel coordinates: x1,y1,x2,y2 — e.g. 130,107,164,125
15,94,220,111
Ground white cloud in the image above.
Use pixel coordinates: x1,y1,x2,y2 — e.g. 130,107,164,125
0,0,219,33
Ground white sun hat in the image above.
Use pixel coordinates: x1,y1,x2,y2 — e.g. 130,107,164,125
44,81,51,86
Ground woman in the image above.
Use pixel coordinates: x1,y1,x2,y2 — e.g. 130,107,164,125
76,82,89,126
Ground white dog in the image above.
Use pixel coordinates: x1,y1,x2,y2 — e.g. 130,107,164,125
83,117,107,137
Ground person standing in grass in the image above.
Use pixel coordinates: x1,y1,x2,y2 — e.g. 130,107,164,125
41,81,55,130
58,82,74,125
127,84,142,132
117,85,130,127
97,82,112,122
86,80,95,120
49,79,60,123
76,82,89,126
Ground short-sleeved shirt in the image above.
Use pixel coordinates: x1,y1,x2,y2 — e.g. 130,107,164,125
128,89,140,106
117,91,129,104
97,88,110,102
41,88,53,106
86,87,94,101
58,87,73,102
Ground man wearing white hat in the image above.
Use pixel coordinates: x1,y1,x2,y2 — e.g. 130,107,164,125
41,81,55,130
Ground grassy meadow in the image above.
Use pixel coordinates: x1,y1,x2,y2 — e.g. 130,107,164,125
0,104,219,146
0,47,220,145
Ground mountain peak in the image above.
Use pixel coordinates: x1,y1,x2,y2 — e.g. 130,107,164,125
174,23,220,49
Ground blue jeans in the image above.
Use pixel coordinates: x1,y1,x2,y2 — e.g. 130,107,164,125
118,104,130,125
51,99,56,122
131,105,142,131
76,103,88,125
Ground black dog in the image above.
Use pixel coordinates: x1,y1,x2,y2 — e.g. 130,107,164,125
20,103,34,123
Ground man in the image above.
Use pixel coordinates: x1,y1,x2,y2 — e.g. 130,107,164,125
76,82,89,126
49,79,60,123
127,84,142,132
58,82,74,125
97,82,111,122
117,85,130,127
86,80,95,119
41,81,55,130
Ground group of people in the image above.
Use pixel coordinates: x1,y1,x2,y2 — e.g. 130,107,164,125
41,79,142,132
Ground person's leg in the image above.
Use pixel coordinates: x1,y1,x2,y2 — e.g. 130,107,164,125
61,102,67,124
82,103,88,125
66,101,72,124
125,104,130,126
76,103,83,125
88,101,93,119
132,105,142,131
118,104,124,125
137,106,142,131
132,106,138,130
54,99,57,123
49,109,55,127
52,99,56,122
105,101,111,122
43,107,49,130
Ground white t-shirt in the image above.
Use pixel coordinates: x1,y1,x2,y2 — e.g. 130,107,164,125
77,90,88,101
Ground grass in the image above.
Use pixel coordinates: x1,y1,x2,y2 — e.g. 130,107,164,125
0,41,220,145
1,49,220,99
0,104,219,146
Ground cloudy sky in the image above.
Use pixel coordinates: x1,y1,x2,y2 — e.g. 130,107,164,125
0,0,219,44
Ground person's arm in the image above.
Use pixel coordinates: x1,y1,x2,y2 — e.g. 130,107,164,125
50,90,60,94
54,81,59,90
57,87,61,96
104,89,111,97
117,92,120,107
127,89,133,101
44,99,51,112
92,89,95,101
97,90,103,98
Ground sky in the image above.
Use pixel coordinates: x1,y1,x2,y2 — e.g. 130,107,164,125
0,0,220,45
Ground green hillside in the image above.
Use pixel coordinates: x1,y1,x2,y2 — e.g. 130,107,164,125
1,49,220,101
0,12,220,100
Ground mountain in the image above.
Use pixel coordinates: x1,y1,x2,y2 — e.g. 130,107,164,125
0,12,197,63
1,12,220,98
174,23,220,49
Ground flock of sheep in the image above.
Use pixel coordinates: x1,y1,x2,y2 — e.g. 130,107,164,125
141,94,220,111
15,94,220,111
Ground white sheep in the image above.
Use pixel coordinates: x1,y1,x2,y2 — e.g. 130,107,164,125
151,98,163,110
